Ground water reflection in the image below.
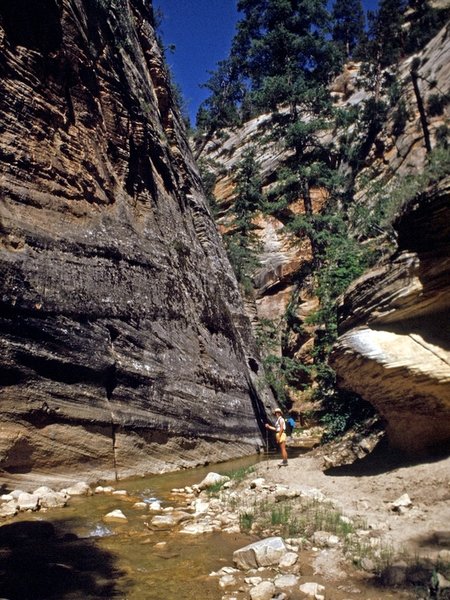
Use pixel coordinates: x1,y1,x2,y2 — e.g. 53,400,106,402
0,519,123,599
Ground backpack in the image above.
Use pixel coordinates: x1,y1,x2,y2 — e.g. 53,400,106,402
286,417,295,434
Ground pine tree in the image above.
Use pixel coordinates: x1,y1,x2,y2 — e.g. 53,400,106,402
234,0,340,112
331,0,365,60
366,0,407,69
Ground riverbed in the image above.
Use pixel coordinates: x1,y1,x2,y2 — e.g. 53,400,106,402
1,447,444,600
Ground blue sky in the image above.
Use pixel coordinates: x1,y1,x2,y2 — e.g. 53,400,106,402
153,0,380,124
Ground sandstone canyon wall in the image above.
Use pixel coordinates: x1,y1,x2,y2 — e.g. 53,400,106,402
198,20,450,448
330,178,450,454
0,0,274,483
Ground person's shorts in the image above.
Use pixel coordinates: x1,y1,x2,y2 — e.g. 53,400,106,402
276,432,286,444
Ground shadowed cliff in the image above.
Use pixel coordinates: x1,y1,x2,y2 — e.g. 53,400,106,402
0,0,274,483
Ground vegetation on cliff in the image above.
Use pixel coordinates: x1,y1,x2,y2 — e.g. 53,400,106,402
192,0,450,440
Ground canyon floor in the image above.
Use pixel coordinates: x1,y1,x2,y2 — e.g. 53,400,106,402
260,439,450,561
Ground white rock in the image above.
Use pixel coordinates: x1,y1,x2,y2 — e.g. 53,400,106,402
250,478,266,489
391,493,412,511
197,472,230,490
133,502,148,510
250,580,276,600
279,551,298,569
274,574,299,588
217,566,239,575
0,501,18,517
219,574,237,588
34,486,54,496
312,531,340,547
38,491,68,509
274,488,300,502
95,485,115,494
11,489,25,499
179,522,214,535
103,509,127,523
64,482,92,496
1,493,14,502
436,572,450,590
149,501,162,511
233,537,288,569
245,577,263,586
299,487,326,502
299,582,325,598
193,499,210,515
150,514,176,529
112,490,128,496
17,492,40,511
150,510,192,529
223,524,241,534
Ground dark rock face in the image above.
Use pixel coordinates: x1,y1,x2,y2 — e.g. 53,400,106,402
330,179,450,454
0,0,273,483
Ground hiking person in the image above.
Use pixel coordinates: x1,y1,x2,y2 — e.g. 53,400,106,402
265,407,288,467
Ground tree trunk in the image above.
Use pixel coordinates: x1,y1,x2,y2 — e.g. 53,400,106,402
411,68,432,154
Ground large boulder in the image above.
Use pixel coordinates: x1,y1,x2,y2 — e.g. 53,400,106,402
233,537,288,570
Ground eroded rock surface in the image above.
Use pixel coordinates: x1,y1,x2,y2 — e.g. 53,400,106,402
0,0,273,483
331,179,450,453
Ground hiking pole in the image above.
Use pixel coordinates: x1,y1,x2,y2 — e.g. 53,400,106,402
266,428,269,470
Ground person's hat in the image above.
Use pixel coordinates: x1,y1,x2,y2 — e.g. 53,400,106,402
273,408,282,414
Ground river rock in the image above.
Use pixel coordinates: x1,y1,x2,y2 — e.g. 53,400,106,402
436,572,450,590
0,501,18,517
192,499,210,515
391,493,412,512
278,552,298,570
10,490,25,499
17,492,40,511
219,574,237,588
148,501,162,511
64,482,92,497
299,582,325,598
245,577,263,586
95,486,115,494
37,490,68,509
103,509,128,523
233,537,288,569
197,473,231,490
112,490,129,496
274,486,300,502
133,502,148,510
179,522,214,535
249,581,276,600
250,478,266,489
150,511,192,530
274,574,299,589
312,532,340,547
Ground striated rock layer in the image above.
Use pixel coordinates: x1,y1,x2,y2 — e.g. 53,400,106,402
330,178,450,453
0,0,274,484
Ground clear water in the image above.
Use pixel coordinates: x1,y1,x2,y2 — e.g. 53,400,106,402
0,453,415,600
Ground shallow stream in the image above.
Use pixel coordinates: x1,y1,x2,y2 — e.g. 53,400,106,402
0,453,416,600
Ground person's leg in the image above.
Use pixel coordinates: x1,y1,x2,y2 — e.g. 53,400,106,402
280,441,288,464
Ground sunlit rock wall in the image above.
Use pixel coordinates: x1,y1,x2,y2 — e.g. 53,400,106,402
0,0,274,483
330,178,450,453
